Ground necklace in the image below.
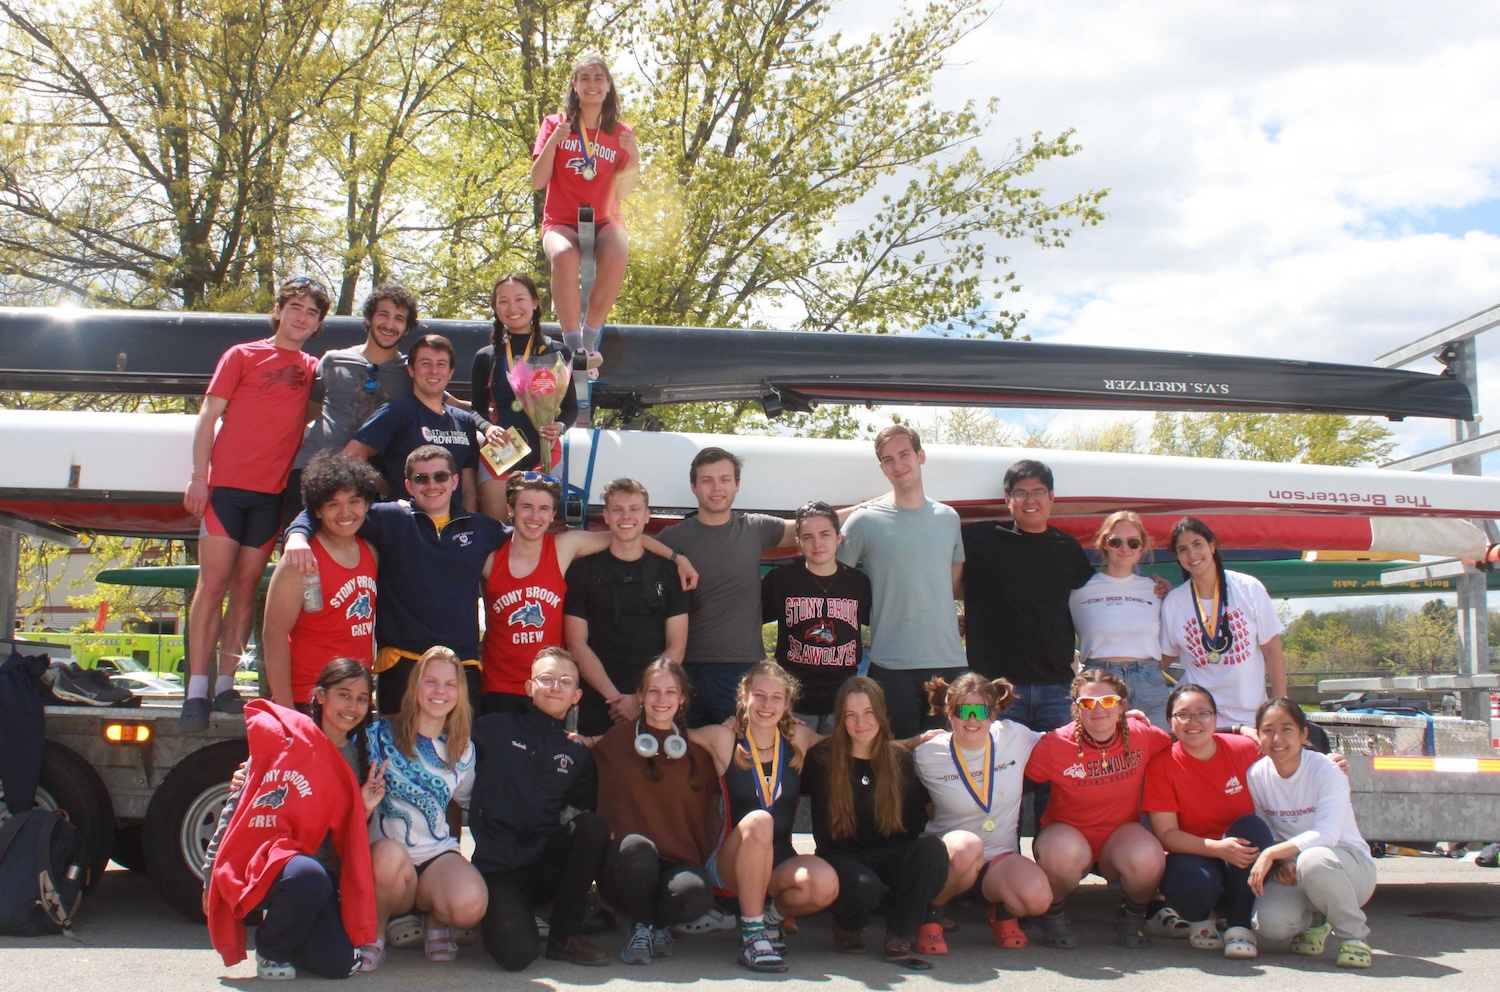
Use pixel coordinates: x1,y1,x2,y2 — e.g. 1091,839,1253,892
805,566,839,594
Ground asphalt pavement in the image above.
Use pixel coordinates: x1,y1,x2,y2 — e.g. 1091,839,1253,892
4,843,1498,991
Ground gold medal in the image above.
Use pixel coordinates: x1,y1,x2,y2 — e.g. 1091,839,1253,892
983,817,996,832
580,163,597,181
1207,650,1221,664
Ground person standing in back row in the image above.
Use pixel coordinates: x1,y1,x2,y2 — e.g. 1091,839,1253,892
659,447,797,726
837,425,967,738
180,276,326,731
961,460,1095,735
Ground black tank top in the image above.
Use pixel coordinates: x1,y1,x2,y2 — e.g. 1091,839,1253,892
724,733,800,865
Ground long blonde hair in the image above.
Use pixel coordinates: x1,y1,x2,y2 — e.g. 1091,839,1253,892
394,646,472,770
732,661,805,772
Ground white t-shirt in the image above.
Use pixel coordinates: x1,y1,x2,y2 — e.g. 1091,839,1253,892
1070,572,1162,662
915,719,1043,860
1248,751,1372,862
1159,570,1285,725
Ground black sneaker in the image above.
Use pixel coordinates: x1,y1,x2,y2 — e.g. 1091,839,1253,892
179,696,211,732
48,663,135,706
212,688,246,714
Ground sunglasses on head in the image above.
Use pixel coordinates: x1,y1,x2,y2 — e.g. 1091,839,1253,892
954,703,990,721
1105,537,1142,550
1075,694,1122,710
797,500,834,518
409,470,454,485
517,471,558,484
364,363,379,394
282,275,327,295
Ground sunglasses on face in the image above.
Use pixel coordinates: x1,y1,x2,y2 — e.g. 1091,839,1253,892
409,470,454,485
364,363,379,394
953,703,991,721
1075,694,1122,710
1105,537,1142,550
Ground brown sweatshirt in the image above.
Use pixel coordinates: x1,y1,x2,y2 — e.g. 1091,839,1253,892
594,722,723,865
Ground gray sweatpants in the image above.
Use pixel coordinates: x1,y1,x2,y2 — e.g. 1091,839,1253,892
1254,844,1376,942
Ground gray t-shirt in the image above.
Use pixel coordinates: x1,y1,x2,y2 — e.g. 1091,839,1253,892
837,498,966,670
660,511,786,666
296,346,413,467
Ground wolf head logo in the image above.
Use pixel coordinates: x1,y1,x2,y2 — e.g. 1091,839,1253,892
345,591,373,621
805,622,837,645
508,601,546,629
251,784,289,809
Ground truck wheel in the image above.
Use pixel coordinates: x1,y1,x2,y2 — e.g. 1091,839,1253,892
35,741,115,891
143,740,248,922
110,824,148,873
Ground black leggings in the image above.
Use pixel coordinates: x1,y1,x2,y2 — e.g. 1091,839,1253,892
825,834,950,936
254,855,355,978
480,812,609,971
598,835,712,927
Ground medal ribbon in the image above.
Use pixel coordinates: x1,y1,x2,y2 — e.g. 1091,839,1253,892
1192,578,1231,655
950,733,994,816
745,729,783,810
501,332,535,377
575,120,599,174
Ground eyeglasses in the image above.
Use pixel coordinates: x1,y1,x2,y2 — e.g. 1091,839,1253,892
954,703,990,721
531,674,577,689
281,275,327,295
1074,694,1122,710
1171,710,1216,723
364,363,379,394
1105,537,1143,550
1007,488,1051,502
409,470,454,485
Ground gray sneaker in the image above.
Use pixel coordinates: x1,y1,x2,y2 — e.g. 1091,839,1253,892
620,922,653,965
179,696,211,732
650,926,675,958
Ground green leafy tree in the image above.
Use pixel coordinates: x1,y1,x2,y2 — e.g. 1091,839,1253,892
1148,412,1396,466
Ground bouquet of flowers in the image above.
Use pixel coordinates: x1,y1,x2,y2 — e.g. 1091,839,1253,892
506,350,572,472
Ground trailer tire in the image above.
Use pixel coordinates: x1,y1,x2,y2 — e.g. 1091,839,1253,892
35,741,115,892
144,740,248,922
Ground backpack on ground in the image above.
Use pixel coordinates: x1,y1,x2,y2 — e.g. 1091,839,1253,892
0,808,85,936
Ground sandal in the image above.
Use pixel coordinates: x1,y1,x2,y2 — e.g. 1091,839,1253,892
424,915,458,963
989,904,1028,949
387,912,424,948
1116,901,1151,949
1290,920,1332,956
882,934,935,971
738,935,788,973
1222,926,1258,959
1188,918,1224,950
1146,905,1192,938
1040,907,1078,949
1336,938,1372,969
915,921,948,955
358,939,386,973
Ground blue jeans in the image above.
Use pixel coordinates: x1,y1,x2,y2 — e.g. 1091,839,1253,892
1006,682,1073,734
1160,814,1275,929
1089,661,1172,731
684,662,753,728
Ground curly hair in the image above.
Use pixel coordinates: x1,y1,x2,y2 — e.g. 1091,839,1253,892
301,451,382,520
361,283,419,333
732,661,805,773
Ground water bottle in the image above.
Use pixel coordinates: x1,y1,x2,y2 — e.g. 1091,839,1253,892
301,570,323,612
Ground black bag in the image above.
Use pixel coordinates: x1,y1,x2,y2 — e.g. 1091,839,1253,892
0,809,84,936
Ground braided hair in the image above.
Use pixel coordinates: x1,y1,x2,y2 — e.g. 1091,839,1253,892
1070,668,1131,758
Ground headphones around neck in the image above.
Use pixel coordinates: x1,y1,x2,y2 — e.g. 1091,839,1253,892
634,718,688,760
